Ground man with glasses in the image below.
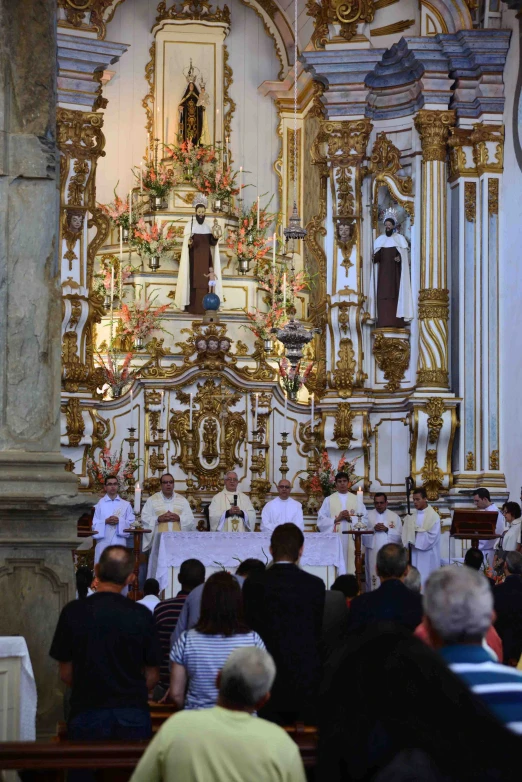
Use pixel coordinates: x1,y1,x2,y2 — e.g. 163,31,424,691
209,470,256,531
142,474,196,578
92,476,135,564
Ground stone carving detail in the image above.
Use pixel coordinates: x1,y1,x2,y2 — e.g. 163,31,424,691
373,332,410,393
420,449,444,501
425,397,445,444
329,338,356,398
414,110,456,162
464,182,476,222
333,403,355,449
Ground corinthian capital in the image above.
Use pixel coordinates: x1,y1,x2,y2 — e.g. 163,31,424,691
414,110,457,162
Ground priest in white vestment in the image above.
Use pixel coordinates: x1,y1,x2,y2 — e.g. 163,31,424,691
261,480,304,533
209,470,256,531
363,492,402,591
92,476,134,564
473,488,505,567
401,487,441,589
143,473,196,578
496,501,522,552
317,472,367,575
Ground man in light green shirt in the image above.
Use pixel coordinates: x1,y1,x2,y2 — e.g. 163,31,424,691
130,647,306,782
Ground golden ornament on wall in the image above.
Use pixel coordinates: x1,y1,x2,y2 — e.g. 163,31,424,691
329,338,356,398
424,397,445,444
64,397,85,447
464,182,476,222
373,332,410,393
306,0,375,48
490,450,499,471
420,449,444,501
465,451,475,471
333,403,355,449
414,110,456,163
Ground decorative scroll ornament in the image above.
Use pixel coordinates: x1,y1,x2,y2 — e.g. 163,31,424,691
420,449,444,501
155,0,231,24
65,397,85,447
306,0,375,48
490,450,499,470
414,110,456,163
333,404,355,449
464,182,476,223
62,332,90,392
425,397,445,444
58,0,125,39
373,332,410,393
466,451,475,471
63,209,86,270
329,338,356,398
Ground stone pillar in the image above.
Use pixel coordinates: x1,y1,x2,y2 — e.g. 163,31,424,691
414,109,456,390
0,0,90,737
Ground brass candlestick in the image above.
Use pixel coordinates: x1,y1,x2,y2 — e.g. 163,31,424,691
125,427,138,491
124,514,151,601
278,432,290,480
184,427,197,511
155,428,167,473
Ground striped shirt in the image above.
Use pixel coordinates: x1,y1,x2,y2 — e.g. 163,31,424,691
171,629,266,710
440,645,522,734
154,591,189,687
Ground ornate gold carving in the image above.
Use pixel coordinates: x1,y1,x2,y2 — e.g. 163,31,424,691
287,128,302,215
63,209,86,269
337,301,350,334
64,397,85,447
202,418,219,463
329,338,356,398
58,0,125,39
425,397,445,444
448,127,474,180
490,449,499,470
414,110,456,163
223,45,236,163
68,159,90,206
333,403,355,449
236,339,277,381
465,451,475,471
417,288,450,320
62,332,89,392
57,109,105,179
309,81,326,119
420,449,444,501
368,132,414,224
235,340,249,356
306,0,375,48
155,0,231,24
316,118,373,165
142,43,155,151
464,181,476,222
306,0,330,49
417,369,449,388
370,19,414,35
373,332,410,393
470,124,504,176
488,178,499,216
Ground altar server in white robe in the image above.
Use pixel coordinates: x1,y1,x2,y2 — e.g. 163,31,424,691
363,492,402,591
317,472,367,575
261,480,304,533
401,487,441,589
209,470,256,532
473,487,505,567
92,476,134,564
143,473,196,578
495,501,521,553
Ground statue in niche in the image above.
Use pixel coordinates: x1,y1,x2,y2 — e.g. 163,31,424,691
369,207,414,328
178,60,210,146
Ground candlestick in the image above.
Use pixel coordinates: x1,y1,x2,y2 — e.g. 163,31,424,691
356,486,365,516
134,482,142,514
140,163,143,193
119,225,123,264
284,392,288,432
310,392,314,428
257,196,260,229
129,189,132,231
278,431,290,481
160,390,164,430
165,117,169,145
283,272,287,310
254,392,259,432
110,264,114,303
189,392,193,429
148,133,151,161
130,388,134,430
239,166,243,197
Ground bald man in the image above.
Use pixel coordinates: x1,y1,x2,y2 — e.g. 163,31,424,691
209,471,256,532
261,481,304,533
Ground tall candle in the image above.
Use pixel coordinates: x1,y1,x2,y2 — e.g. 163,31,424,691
239,166,243,195
254,392,259,431
148,133,151,161
140,163,143,193
129,189,132,230
119,225,123,262
257,196,260,229
165,117,169,145
130,388,134,430
310,392,315,428
356,486,365,516
189,393,193,430
283,272,287,310
284,392,288,433
160,390,164,430
272,233,277,304
134,482,142,514
110,264,114,303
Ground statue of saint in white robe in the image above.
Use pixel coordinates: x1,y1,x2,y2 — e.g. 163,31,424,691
362,508,402,591
317,491,367,575
208,489,256,532
261,497,304,533
142,491,196,578
173,218,222,313
369,231,414,327
401,505,441,589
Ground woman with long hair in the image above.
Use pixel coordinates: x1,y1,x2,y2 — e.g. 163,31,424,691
169,572,265,710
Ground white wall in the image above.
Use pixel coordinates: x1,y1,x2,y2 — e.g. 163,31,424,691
99,0,280,212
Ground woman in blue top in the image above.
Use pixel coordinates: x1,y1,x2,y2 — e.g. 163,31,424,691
170,571,265,710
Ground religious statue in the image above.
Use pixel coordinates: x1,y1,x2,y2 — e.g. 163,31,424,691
174,193,223,315
369,208,414,328
178,60,210,146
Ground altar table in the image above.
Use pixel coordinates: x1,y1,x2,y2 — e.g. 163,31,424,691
155,532,346,595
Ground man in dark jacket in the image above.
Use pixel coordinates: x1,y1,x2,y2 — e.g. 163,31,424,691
494,551,522,665
243,523,325,725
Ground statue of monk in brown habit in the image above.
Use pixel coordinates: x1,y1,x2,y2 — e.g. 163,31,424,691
173,194,223,315
369,209,414,328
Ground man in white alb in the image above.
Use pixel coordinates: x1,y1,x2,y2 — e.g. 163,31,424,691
209,470,256,532
261,480,304,533
473,487,505,568
92,476,134,564
317,472,366,574
401,487,441,589
143,473,196,578
363,492,402,591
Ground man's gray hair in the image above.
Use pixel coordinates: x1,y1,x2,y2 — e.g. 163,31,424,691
424,566,493,644
219,648,276,707
505,551,522,575
403,565,422,593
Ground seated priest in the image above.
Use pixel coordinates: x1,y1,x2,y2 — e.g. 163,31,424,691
143,473,196,579
209,470,256,532
92,476,134,564
317,472,367,574
261,480,304,533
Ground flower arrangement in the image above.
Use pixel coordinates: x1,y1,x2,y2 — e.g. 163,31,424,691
94,350,141,398
98,188,130,229
196,165,240,202
166,140,217,182
279,357,314,399
120,296,170,343
245,305,286,341
226,200,274,266
92,255,134,300
87,447,138,493
132,219,178,259
309,451,363,497
141,162,177,198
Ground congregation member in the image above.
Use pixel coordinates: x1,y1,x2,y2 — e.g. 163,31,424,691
169,572,265,710
321,587,349,661
473,487,505,567
92,476,134,563
498,501,522,552
154,559,205,696
346,543,422,633
331,573,359,607
243,523,325,724
209,470,256,531
401,487,441,588
494,551,522,665
261,479,304,532
403,564,422,593
130,648,306,782
50,546,160,741
236,558,266,578
137,578,161,613
317,472,366,574
424,565,522,732
143,473,195,578
75,566,94,599
362,492,402,590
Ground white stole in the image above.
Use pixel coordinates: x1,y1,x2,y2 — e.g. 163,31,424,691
402,505,439,546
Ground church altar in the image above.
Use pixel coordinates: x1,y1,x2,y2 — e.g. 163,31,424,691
155,532,346,595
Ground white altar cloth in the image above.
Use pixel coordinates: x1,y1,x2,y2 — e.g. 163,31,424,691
0,636,37,740
156,532,346,593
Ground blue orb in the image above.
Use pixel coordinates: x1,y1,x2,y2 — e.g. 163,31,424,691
203,292,220,311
